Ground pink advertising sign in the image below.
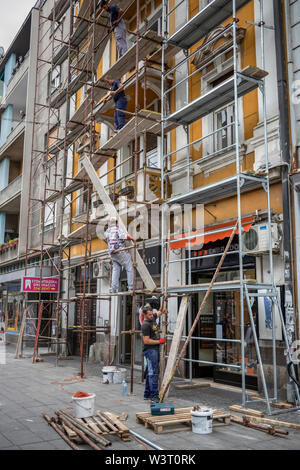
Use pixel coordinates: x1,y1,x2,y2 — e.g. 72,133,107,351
22,277,59,293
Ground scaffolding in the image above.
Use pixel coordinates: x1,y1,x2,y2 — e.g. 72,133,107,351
160,0,300,415
19,0,300,416
21,0,171,392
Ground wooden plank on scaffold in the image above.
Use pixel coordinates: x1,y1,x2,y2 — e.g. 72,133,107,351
160,296,189,399
82,155,156,292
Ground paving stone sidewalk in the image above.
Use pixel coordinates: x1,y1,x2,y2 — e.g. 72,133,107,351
1,344,300,450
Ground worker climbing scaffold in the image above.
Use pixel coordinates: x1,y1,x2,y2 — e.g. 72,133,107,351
105,216,134,293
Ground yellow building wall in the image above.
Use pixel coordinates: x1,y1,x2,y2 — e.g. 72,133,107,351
199,182,283,226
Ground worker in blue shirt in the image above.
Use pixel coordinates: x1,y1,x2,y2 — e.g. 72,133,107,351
104,77,128,131
100,1,128,58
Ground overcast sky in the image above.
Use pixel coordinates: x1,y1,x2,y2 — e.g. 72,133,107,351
0,1,37,52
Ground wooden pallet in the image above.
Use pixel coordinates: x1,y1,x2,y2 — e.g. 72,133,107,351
136,407,230,434
77,411,131,442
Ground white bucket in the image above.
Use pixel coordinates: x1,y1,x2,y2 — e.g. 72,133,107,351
120,368,127,381
102,366,116,384
190,408,213,434
73,393,96,419
113,369,122,384
113,367,127,384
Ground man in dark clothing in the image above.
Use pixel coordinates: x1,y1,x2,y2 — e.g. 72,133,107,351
100,1,128,58
141,303,165,403
104,77,128,131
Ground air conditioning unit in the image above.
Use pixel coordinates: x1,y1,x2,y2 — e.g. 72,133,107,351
93,260,110,278
242,223,280,255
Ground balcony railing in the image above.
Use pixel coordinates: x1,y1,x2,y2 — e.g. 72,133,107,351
0,238,19,264
0,174,22,211
0,119,25,156
5,54,29,99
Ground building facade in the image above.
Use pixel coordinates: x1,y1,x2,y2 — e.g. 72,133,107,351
0,0,299,401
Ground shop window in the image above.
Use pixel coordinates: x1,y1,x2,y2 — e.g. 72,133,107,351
5,292,22,331
211,269,257,378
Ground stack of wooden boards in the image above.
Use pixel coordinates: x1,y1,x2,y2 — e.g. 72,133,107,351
43,409,130,450
136,406,231,434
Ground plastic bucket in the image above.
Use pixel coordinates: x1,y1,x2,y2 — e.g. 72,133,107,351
102,366,116,384
190,408,213,434
112,368,127,384
112,369,121,384
120,368,127,381
73,393,96,419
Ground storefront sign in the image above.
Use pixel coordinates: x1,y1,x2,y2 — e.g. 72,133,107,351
189,240,255,272
120,245,161,279
21,277,59,293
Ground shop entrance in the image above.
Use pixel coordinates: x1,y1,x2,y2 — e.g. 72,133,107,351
188,269,258,390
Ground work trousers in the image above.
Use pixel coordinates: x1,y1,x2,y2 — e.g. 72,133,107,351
110,250,133,291
144,348,159,400
114,96,128,130
114,20,128,58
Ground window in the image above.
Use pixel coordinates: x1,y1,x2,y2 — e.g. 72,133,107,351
148,11,163,37
52,11,66,35
147,148,160,168
73,0,80,26
44,202,56,231
214,103,235,153
46,125,60,160
200,48,243,165
76,186,90,216
146,133,160,169
49,66,61,95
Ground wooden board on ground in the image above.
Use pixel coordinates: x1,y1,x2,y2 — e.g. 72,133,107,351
102,411,130,439
83,417,103,435
136,407,230,434
62,423,83,444
160,297,189,399
174,382,211,390
250,396,294,409
229,405,264,417
246,415,300,430
76,412,130,441
82,155,156,291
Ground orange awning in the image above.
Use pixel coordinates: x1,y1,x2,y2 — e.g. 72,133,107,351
170,217,254,250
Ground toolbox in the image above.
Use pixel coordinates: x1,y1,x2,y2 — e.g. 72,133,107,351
150,402,175,416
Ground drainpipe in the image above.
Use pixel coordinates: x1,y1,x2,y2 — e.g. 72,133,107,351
284,0,300,379
273,0,296,401
284,0,297,155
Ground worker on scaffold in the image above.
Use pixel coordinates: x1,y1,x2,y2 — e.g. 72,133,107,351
105,216,134,293
141,303,166,403
100,0,128,58
104,77,128,131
